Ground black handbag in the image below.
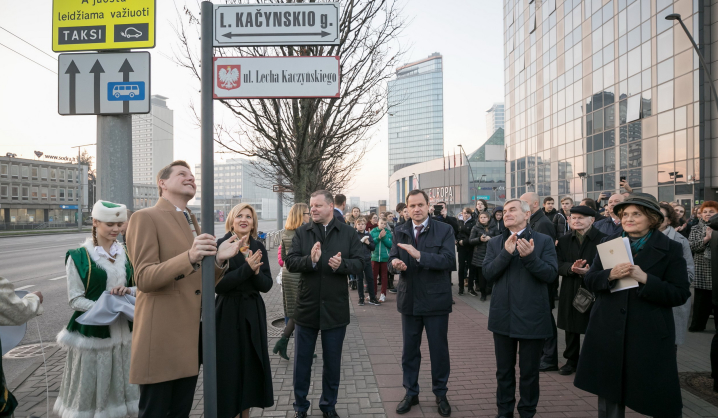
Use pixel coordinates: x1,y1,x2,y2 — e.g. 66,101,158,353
572,285,595,314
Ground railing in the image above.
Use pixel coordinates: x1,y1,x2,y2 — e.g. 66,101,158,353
33,222,48,230
261,229,284,250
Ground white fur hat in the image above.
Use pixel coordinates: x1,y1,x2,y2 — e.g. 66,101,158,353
92,200,128,223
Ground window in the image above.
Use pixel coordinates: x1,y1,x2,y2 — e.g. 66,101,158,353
59,188,65,201
0,185,7,198
50,188,57,200
50,168,57,181
21,187,29,201
21,166,29,179
11,186,19,200
0,164,7,177
11,165,19,179
41,167,48,180
31,187,38,200
59,170,65,182
41,187,48,200
68,189,74,201
32,166,38,179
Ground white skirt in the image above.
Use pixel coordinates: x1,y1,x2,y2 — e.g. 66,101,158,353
53,320,139,418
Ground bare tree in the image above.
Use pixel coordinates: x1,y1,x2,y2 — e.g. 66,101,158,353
175,0,406,203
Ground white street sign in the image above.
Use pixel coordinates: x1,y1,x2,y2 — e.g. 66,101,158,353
213,3,340,47
213,56,341,99
58,52,150,115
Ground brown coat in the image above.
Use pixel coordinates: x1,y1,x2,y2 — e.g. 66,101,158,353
126,198,225,385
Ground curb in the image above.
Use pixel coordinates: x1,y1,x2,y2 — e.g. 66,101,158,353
0,230,91,238
8,345,62,391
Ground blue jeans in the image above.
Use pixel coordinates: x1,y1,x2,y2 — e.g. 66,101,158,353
293,324,347,413
357,259,376,301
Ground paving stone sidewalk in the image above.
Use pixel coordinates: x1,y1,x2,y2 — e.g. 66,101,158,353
7,254,718,417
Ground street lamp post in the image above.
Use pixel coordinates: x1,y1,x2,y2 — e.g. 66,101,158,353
666,14,718,109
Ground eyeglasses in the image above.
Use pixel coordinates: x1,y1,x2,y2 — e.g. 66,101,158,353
303,212,310,215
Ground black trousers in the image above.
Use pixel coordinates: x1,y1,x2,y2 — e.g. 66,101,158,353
540,313,558,366
475,266,488,295
493,333,543,418
138,375,199,418
690,288,718,330
293,324,346,413
401,314,450,397
712,331,718,381
467,265,478,292
563,331,581,366
457,247,472,291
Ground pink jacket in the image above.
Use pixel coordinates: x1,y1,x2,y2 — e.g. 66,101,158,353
277,245,284,267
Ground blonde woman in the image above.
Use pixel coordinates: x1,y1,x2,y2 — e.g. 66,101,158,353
215,203,274,418
54,200,138,418
273,203,310,359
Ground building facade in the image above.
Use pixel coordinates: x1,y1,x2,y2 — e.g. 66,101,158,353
504,0,713,211
194,158,288,220
133,183,159,210
486,103,506,137
132,95,174,185
387,53,444,177
0,155,88,228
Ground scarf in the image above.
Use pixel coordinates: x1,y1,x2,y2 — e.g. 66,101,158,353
622,230,653,255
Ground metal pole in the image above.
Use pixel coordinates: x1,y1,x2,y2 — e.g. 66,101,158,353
78,147,82,231
671,16,718,109
277,191,283,231
97,115,133,209
200,2,218,418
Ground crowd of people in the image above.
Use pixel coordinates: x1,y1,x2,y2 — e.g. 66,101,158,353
0,158,715,418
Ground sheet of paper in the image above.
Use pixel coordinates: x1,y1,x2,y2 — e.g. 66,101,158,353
597,237,639,292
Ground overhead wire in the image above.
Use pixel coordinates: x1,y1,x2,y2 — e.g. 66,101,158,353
0,26,57,60
0,42,57,74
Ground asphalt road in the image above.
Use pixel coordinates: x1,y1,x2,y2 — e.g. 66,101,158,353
0,220,280,384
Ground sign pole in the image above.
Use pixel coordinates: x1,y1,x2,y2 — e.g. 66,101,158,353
200,3,218,418
96,115,134,210
277,191,283,231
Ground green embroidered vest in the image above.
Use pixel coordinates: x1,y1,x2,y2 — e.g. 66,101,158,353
64,247,134,339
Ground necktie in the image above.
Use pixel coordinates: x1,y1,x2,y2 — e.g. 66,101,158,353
183,211,197,237
415,225,424,246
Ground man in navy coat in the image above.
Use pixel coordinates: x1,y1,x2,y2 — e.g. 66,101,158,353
483,199,558,418
389,189,456,417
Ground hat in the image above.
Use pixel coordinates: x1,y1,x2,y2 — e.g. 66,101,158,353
570,206,596,217
612,192,664,222
92,200,128,223
493,206,504,212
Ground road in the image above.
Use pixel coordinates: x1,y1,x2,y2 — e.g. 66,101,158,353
0,220,281,383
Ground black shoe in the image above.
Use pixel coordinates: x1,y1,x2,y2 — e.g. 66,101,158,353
558,363,576,375
368,297,381,305
468,289,478,296
539,362,559,372
358,298,365,306
396,395,419,414
389,288,398,293
452,299,456,304
294,412,308,418
323,410,340,418
436,396,451,417
458,290,464,295
480,294,487,301
495,415,514,418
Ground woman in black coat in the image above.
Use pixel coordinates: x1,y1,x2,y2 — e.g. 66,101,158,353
456,207,476,296
574,193,690,418
215,204,274,418
469,211,499,301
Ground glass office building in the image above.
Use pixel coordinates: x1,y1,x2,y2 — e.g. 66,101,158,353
387,53,444,177
504,0,714,210
486,103,506,137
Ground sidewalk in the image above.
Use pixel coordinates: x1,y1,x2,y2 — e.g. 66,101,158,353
8,257,718,417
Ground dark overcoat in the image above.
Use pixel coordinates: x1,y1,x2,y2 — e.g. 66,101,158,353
468,222,499,267
482,226,558,339
574,231,691,418
555,227,606,334
285,218,364,330
215,234,274,416
708,214,718,305
388,218,456,316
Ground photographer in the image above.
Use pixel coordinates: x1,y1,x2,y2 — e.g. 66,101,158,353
432,201,459,236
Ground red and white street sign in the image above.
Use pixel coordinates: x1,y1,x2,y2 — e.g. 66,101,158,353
213,56,341,99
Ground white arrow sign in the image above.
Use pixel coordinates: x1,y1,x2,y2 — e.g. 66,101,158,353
213,2,340,47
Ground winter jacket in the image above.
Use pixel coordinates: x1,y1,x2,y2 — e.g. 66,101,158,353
689,219,712,290
389,218,456,316
333,208,346,224
529,209,556,240
370,227,393,262
593,216,623,236
553,209,571,239
285,218,364,330
469,222,499,267
356,229,375,261
543,208,558,222
662,225,694,345
456,214,476,253
482,226,558,339
575,231,690,417
708,214,718,305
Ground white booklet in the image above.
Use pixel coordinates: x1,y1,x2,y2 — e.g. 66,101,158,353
596,237,639,292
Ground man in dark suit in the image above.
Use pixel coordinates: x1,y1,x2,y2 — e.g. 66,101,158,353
483,199,558,418
389,190,456,417
520,192,560,372
285,190,364,418
333,194,347,224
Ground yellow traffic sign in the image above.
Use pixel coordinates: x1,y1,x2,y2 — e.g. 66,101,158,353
52,0,156,52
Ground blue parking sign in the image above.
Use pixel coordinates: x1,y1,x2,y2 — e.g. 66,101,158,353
107,81,146,101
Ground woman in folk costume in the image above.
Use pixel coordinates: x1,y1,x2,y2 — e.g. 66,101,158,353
54,200,139,418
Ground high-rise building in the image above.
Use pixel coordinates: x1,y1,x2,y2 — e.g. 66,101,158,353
132,95,174,184
504,0,715,209
194,158,286,220
486,103,505,138
387,53,444,177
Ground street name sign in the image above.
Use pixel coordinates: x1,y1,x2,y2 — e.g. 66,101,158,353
58,51,151,115
52,0,156,52
213,56,341,99
213,2,340,47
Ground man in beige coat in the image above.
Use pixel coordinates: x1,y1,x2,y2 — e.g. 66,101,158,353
127,160,239,418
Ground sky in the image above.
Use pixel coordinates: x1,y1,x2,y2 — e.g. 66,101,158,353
0,0,504,202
